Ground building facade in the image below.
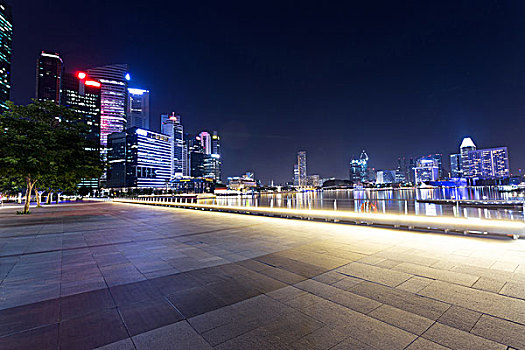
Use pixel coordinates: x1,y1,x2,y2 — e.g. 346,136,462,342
36,51,63,103
450,153,462,178
0,2,12,111
161,113,185,177
127,88,149,129
107,128,172,188
414,158,439,183
468,147,510,179
87,64,129,147
455,137,510,179
460,137,477,178
61,71,102,143
376,170,396,184
297,151,307,187
350,150,368,184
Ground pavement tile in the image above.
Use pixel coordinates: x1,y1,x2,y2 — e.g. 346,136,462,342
109,280,162,306
350,280,450,320
396,276,433,293
133,321,212,350
167,285,228,318
422,322,506,350
94,338,135,350
337,262,412,287
60,288,114,321
419,280,525,324
300,298,416,349
472,277,506,293
499,281,525,300
406,337,450,350
311,271,346,285
0,323,58,350
214,326,293,350
294,279,381,314
59,308,128,350
471,314,525,350
0,298,59,337
393,262,479,287
368,304,434,335
119,298,184,336
289,325,352,350
437,305,481,332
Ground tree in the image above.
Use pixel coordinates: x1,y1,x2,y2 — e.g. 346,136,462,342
0,100,103,213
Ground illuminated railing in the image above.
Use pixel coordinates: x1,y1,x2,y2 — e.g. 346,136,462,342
112,197,524,239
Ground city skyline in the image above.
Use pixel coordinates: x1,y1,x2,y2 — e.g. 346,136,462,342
7,1,525,182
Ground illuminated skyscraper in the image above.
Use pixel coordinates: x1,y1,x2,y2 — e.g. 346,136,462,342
87,64,129,147
199,131,212,154
450,153,462,178
36,51,63,103
61,72,101,144
0,2,12,111
62,71,102,189
460,137,476,177
297,151,307,187
107,128,172,188
454,137,510,179
468,147,509,179
127,88,150,129
349,150,368,184
161,113,184,177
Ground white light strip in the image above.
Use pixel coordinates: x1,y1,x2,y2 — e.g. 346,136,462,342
112,199,525,237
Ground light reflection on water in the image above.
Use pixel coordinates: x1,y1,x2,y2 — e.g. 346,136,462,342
200,187,524,221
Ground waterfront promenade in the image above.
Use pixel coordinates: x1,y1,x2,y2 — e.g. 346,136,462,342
0,202,524,349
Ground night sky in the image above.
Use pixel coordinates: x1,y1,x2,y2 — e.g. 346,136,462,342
9,1,525,183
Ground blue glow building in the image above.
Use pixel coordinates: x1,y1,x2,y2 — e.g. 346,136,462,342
107,128,172,188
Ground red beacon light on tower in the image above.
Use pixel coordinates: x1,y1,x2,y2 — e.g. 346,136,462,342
77,72,87,80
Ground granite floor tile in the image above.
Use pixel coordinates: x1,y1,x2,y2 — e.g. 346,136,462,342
0,298,59,337
337,262,412,287
422,322,506,350
132,321,212,350
119,298,184,336
0,323,58,350
437,305,482,332
59,308,128,350
471,314,525,349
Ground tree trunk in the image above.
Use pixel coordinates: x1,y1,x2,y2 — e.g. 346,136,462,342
46,192,52,204
34,187,42,207
23,177,36,214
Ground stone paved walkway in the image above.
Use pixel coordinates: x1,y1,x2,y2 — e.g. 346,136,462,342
0,201,524,349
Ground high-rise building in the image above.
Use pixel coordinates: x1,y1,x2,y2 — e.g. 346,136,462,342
199,131,212,154
107,127,172,188
161,113,185,177
212,131,220,155
127,88,149,129
187,134,205,178
87,64,129,147
297,151,307,187
460,137,477,178
203,130,221,181
416,154,443,179
468,147,510,179
414,158,439,184
36,51,63,103
455,137,510,179
450,153,462,178
376,170,396,184
293,164,299,186
61,71,102,143
0,3,12,111
349,150,368,184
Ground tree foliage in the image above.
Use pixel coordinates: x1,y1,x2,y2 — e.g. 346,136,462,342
0,100,103,213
